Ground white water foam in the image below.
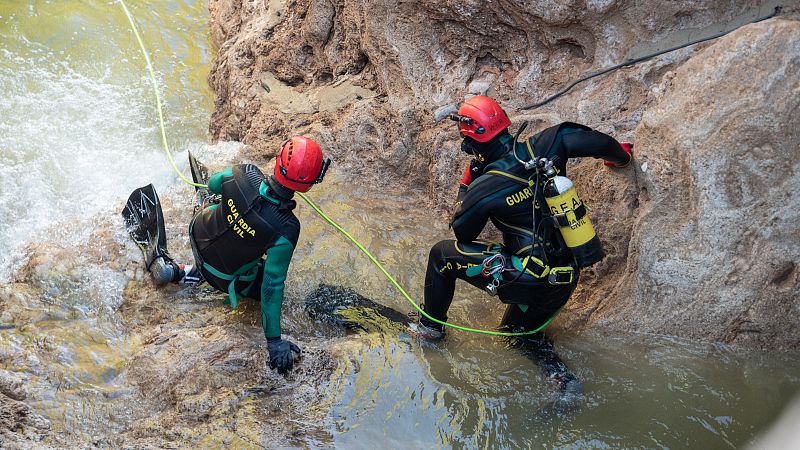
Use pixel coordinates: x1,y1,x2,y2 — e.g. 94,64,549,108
0,47,187,280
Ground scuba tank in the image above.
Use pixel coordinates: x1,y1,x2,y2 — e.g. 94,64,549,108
543,175,604,268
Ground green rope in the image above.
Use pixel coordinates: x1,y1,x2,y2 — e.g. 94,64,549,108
295,192,559,337
119,0,558,337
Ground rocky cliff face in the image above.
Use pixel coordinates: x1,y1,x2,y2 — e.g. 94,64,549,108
206,0,799,350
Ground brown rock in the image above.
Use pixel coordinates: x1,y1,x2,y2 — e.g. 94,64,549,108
205,0,799,349
581,19,800,350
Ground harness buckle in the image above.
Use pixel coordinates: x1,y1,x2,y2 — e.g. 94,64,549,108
486,278,500,296
517,256,549,279
547,266,575,285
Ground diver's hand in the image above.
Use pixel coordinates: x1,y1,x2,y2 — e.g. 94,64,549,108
460,159,483,186
267,337,301,375
603,142,633,168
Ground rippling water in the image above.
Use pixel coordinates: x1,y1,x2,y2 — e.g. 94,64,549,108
0,1,798,448
0,0,215,439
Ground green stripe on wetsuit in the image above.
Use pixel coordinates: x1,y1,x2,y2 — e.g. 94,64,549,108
260,235,294,339
208,166,233,194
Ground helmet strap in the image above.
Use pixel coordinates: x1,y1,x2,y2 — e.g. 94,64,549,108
461,131,511,165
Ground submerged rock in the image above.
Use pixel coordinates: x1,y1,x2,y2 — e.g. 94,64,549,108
0,370,50,448
304,283,411,333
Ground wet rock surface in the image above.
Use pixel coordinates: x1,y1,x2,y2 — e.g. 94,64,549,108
598,18,800,349
0,197,346,447
207,0,800,350
0,325,51,448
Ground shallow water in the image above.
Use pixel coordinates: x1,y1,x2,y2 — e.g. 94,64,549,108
0,1,798,448
0,0,214,439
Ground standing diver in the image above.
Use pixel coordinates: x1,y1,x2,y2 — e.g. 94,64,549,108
414,96,632,393
122,137,330,375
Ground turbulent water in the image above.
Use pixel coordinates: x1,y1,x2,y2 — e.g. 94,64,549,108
0,1,798,448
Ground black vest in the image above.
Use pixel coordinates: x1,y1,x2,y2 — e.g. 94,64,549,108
190,164,300,292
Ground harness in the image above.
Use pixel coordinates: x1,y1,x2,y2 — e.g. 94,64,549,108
189,214,263,308
465,127,579,295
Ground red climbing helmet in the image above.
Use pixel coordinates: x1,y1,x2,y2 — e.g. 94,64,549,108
274,136,330,193
450,95,511,143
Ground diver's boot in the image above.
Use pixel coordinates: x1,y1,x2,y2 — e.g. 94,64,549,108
178,264,203,285
150,257,181,285
409,309,445,340
604,142,633,167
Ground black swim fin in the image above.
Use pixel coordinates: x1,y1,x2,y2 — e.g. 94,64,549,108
189,152,213,216
121,184,173,270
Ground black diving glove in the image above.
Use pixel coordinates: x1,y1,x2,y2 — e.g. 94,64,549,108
267,337,301,375
468,158,485,178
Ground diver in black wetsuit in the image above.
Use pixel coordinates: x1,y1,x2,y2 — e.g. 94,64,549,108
416,95,632,392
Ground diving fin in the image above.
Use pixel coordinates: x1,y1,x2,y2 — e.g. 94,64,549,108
189,151,213,215
121,184,173,271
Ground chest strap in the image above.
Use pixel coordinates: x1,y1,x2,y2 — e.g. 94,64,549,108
550,203,587,228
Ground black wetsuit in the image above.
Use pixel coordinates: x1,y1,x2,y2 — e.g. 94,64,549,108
424,122,631,336
190,164,300,340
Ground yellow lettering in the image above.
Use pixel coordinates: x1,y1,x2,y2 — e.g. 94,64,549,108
570,218,586,230
506,188,536,206
233,224,245,238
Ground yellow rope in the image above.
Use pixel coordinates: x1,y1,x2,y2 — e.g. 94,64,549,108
118,0,204,188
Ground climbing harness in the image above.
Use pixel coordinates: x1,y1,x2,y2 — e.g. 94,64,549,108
118,0,560,336
480,253,510,295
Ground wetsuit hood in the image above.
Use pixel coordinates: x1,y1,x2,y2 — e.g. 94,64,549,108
461,130,513,168
267,175,295,200
267,176,297,212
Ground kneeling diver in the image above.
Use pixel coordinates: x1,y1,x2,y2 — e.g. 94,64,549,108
122,137,330,375
415,96,632,393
